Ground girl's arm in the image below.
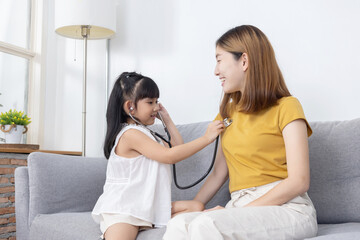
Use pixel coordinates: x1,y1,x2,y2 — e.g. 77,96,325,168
157,103,183,147
193,140,229,205
171,200,204,218
122,121,224,164
245,119,310,207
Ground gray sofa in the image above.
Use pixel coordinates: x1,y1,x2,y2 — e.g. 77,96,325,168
15,119,360,240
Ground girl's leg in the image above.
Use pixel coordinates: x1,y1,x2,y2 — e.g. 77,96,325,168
171,200,204,217
104,223,139,240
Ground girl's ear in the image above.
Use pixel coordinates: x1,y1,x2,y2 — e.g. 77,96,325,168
241,53,249,72
123,100,134,114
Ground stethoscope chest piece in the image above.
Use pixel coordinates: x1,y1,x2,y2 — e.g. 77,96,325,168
223,118,233,127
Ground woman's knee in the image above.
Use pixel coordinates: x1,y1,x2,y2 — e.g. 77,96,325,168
187,214,223,239
166,212,196,233
167,214,187,228
163,213,194,240
189,214,214,229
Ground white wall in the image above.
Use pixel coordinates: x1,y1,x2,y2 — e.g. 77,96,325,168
43,0,360,156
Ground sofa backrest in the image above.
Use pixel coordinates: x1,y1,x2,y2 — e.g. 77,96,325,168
26,118,360,224
308,118,360,224
27,152,107,223
151,121,231,208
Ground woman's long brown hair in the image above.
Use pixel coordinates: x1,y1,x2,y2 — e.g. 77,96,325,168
216,25,291,118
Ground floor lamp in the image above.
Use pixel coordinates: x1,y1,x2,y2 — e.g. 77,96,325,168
54,0,116,156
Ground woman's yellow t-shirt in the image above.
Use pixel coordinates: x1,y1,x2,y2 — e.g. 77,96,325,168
215,96,312,193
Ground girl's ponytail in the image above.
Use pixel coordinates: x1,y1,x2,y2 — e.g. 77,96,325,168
104,74,127,159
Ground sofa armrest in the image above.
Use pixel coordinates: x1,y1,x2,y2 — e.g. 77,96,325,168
15,166,30,240
26,152,107,224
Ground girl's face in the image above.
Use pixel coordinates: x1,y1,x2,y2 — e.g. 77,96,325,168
214,46,247,93
132,98,160,126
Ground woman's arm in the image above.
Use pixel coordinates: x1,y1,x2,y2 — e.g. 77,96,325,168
245,119,310,207
157,103,184,147
121,121,224,164
193,139,229,205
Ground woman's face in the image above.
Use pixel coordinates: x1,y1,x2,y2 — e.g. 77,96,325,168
214,46,247,94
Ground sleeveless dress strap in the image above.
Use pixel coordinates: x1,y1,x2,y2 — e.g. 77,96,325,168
111,124,158,154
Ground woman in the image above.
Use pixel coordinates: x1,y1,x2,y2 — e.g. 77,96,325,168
163,25,318,240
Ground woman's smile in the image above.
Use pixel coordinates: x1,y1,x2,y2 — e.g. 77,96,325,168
220,77,225,86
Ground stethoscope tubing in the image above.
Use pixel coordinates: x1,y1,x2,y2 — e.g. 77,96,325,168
154,130,218,189
172,136,219,189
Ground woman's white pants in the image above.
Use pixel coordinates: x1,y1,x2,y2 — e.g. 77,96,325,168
163,181,318,240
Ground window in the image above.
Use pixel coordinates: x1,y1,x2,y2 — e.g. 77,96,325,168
0,0,44,144
0,52,29,111
0,0,31,48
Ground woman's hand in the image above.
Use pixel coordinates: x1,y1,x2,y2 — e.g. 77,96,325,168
204,120,225,143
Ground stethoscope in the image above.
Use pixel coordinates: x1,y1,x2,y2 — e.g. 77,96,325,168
128,111,232,189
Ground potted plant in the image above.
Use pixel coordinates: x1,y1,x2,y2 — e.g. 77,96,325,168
0,109,31,144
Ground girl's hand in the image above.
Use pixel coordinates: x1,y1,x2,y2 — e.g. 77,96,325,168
157,103,170,120
203,205,225,212
204,120,224,143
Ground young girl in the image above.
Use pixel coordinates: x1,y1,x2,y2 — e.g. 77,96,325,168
92,72,224,240
163,25,318,240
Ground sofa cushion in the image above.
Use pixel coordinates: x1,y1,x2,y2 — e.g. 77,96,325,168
29,212,101,240
307,232,360,240
316,222,360,236
29,212,167,240
27,152,107,223
308,118,360,224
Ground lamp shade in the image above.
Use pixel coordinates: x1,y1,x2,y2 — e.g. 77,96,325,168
54,0,116,39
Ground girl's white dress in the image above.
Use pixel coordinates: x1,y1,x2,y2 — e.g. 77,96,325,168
92,124,172,229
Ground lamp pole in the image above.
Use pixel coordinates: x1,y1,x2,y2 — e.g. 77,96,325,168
81,25,90,157
54,0,116,157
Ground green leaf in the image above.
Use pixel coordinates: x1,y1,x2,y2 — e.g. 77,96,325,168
0,109,31,126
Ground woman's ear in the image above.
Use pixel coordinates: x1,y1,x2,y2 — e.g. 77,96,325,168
241,53,249,72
